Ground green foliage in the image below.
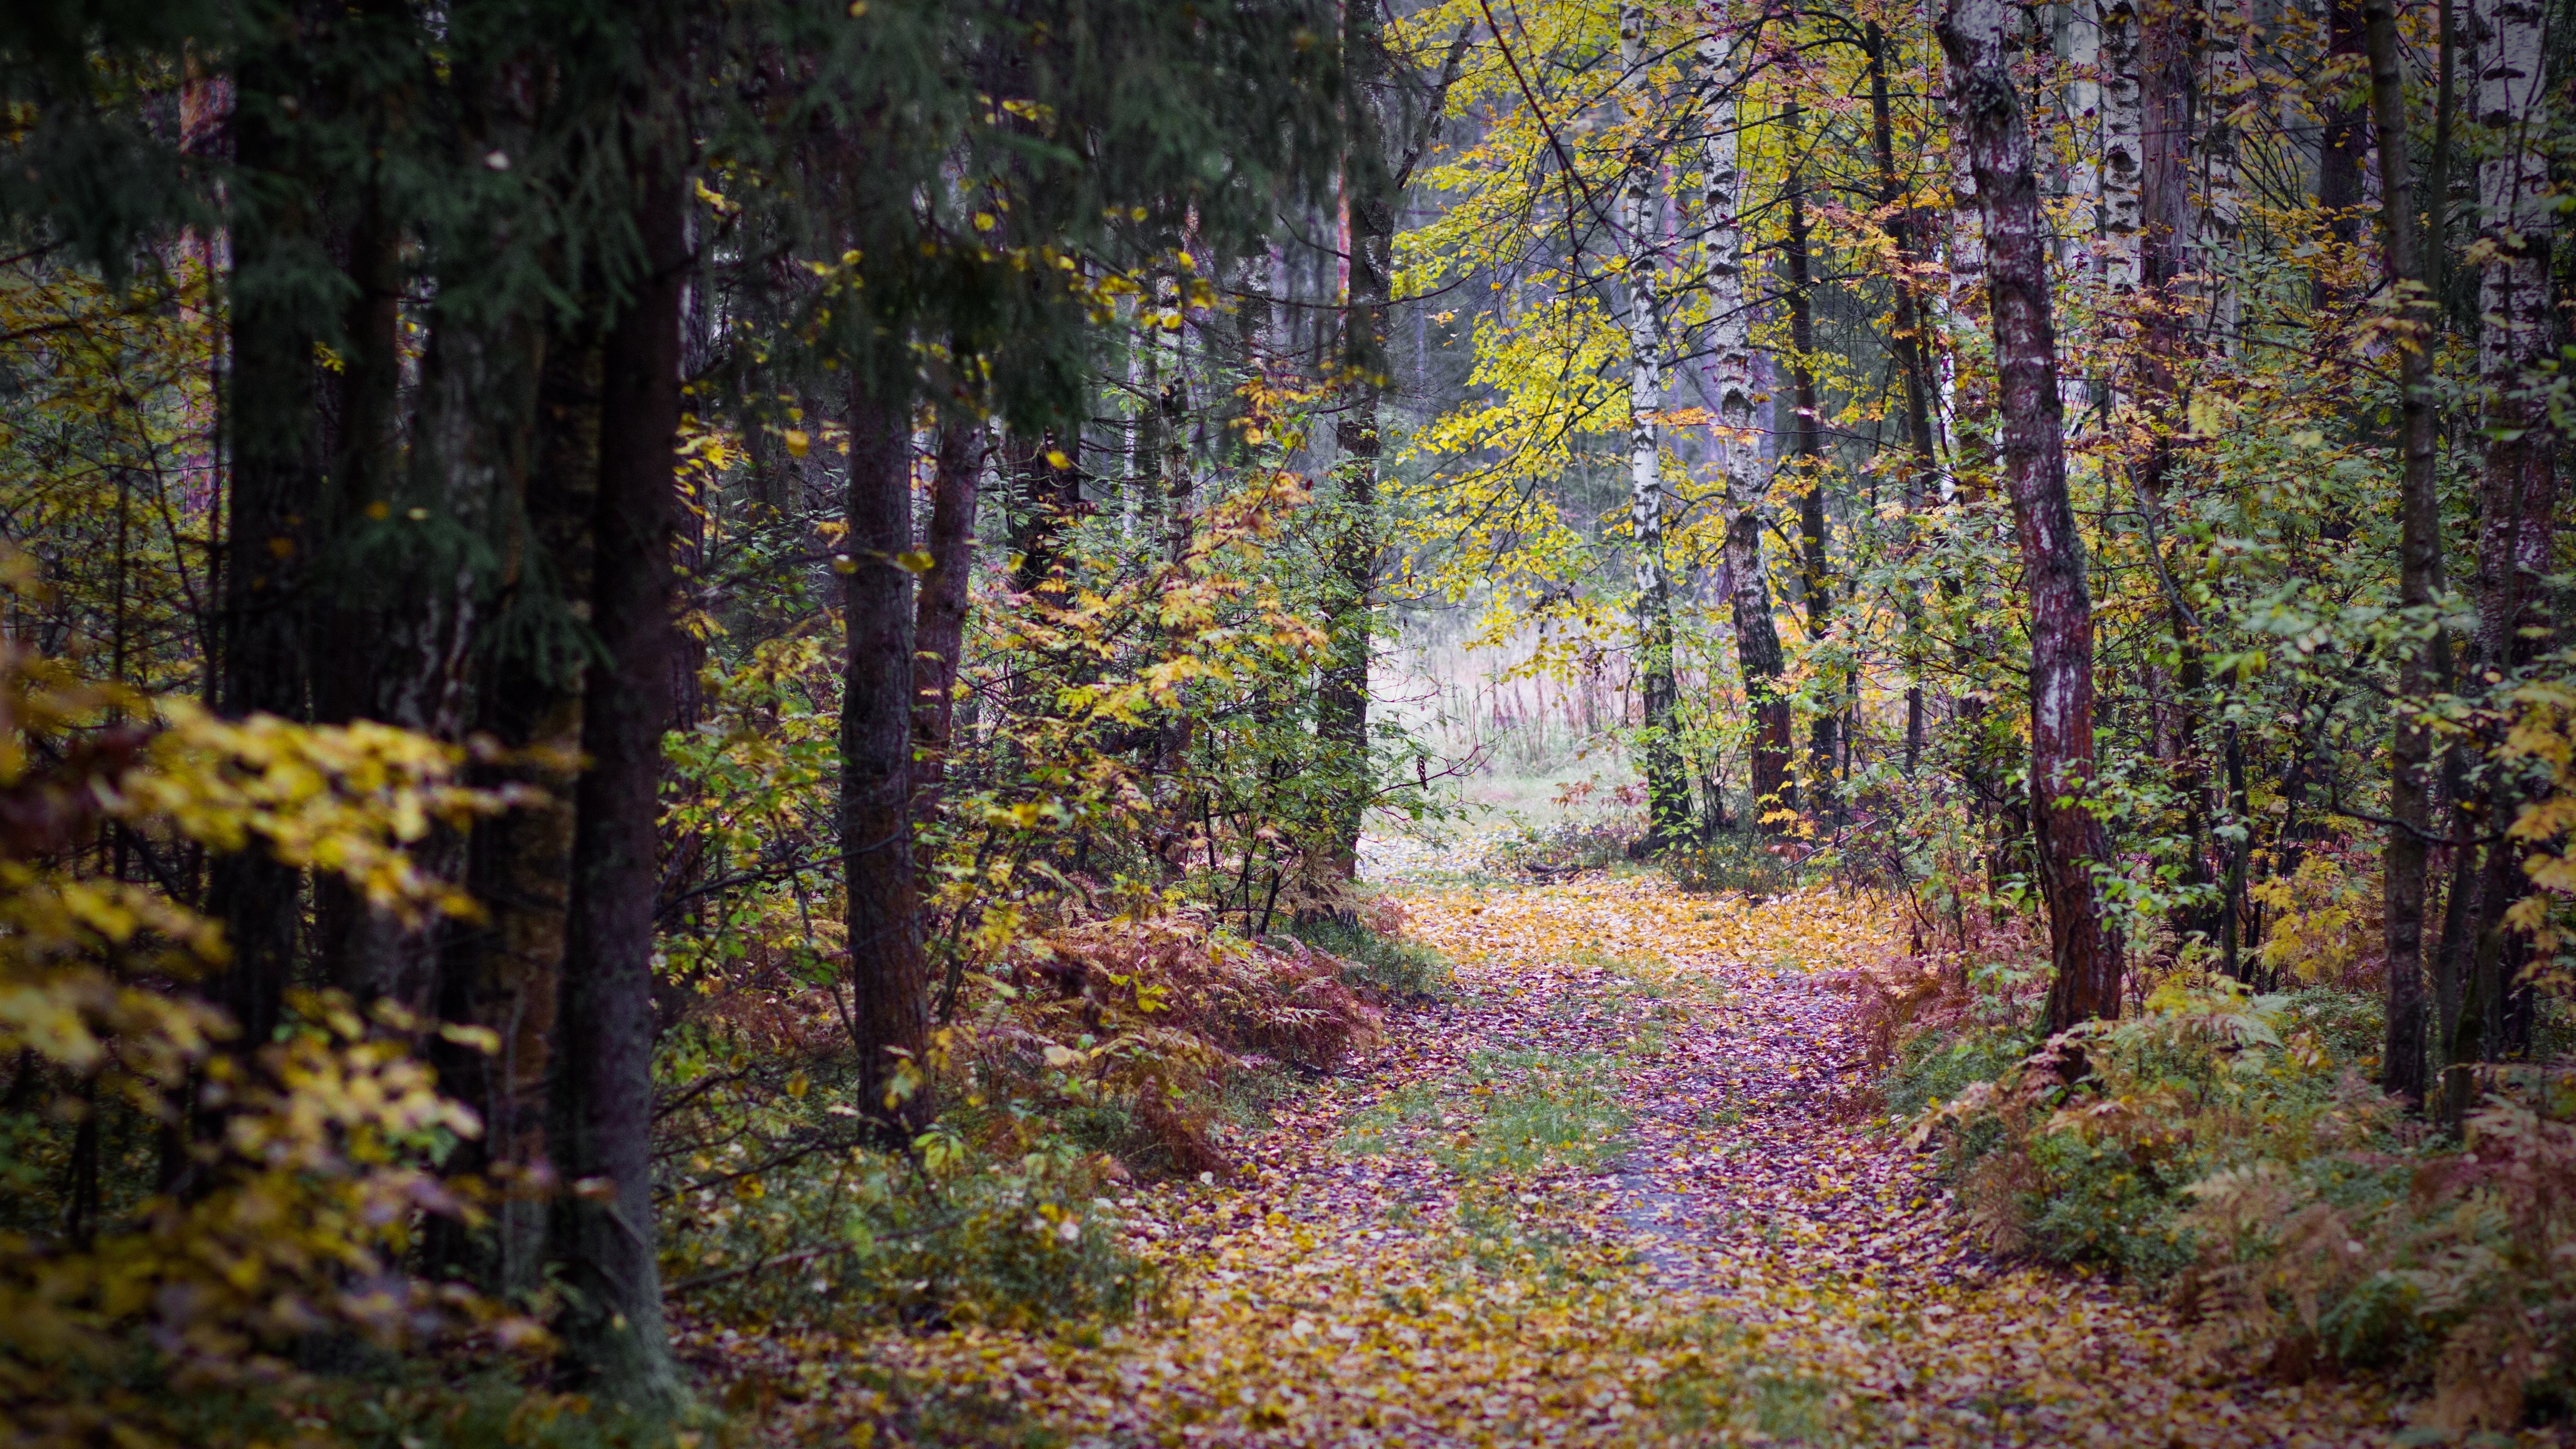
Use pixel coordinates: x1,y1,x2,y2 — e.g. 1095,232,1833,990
1661,827,1802,899
1284,906,1453,1001
1339,1046,1627,1177
663,1134,1147,1335
1905,970,2576,1428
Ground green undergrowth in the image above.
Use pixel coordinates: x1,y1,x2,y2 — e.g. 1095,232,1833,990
1898,969,2576,1430
1283,912,1453,1000
653,907,1416,1345
1659,827,1803,899
663,1131,1148,1336
1338,1045,1631,1177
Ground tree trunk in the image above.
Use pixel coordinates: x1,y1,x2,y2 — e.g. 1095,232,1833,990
1322,0,1391,880
913,418,984,829
1696,15,1793,830
1941,0,2123,1032
547,152,685,1410
2200,1,2248,345
1867,24,1940,774
2098,0,2145,302
211,31,326,1058
1617,2,1689,850
2316,0,2370,298
2437,0,2559,1121
2362,0,2443,1107
431,326,596,1298
1780,113,1835,814
844,389,933,1141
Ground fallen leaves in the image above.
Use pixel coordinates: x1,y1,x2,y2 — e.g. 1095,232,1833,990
693,863,2527,1446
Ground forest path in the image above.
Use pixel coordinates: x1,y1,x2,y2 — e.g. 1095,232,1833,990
846,873,2399,1447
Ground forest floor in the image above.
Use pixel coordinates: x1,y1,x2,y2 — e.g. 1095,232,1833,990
728,865,2432,1447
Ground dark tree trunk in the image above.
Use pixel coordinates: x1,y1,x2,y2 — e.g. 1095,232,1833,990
1866,23,1940,487
913,417,985,831
1782,157,1835,813
2316,0,2370,283
310,182,409,1003
2363,0,2442,1108
1867,13,1941,785
1940,0,2122,1031
547,154,685,1408
429,328,598,1297
1323,1,1392,878
844,390,933,1141
1726,511,1795,828
211,33,327,1057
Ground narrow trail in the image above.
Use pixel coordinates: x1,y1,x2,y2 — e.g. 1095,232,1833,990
783,873,2406,1446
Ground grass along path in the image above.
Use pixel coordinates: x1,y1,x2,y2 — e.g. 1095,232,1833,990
728,875,2432,1447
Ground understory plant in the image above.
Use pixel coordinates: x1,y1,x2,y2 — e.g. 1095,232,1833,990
1897,959,2576,1431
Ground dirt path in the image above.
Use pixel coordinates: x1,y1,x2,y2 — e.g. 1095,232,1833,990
787,875,2409,1446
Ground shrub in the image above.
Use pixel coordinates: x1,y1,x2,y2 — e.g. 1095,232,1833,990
1284,896,1452,1001
662,1135,1147,1335
1904,972,2576,1432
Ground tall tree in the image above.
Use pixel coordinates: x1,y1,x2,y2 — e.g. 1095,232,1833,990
1779,91,1835,810
845,390,934,1139
210,6,330,1061
1696,10,1794,830
1319,0,1392,882
2439,0,2560,1116
546,92,687,1410
1941,0,2121,1032
2362,0,2443,1107
1616,2,1690,849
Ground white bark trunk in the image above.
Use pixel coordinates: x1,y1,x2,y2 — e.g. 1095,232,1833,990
2474,0,2554,381
1943,46,1990,497
1619,2,1670,608
1697,17,1758,512
2201,0,2248,351
2098,0,2144,297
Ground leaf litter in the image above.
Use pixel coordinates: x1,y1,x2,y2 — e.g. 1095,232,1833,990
697,867,2539,1446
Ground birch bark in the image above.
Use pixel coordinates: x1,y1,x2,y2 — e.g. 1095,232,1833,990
2443,0,2560,1112
1940,0,2123,1031
1619,2,1689,846
1696,8,1794,826
2098,0,2145,299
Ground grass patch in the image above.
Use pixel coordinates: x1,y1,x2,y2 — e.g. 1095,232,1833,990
1284,914,1453,1000
1335,1047,1629,1178
1438,1049,1629,1177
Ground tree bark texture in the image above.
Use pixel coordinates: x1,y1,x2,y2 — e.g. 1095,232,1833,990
1942,0,2123,1031
1322,0,1391,880
547,154,685,1408
212,31,326,1057
913,418,985,829
2097,0,2145,299
431,327,596,1298
2362,0,2442,1107
2316,0,2371,283
2436,0,2560,1120
1617,2,1688,848
1696,15,1793,828
1781,139,1836,809
844,390,933,1141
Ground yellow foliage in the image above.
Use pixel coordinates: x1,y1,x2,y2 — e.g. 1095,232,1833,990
0,613,528,1445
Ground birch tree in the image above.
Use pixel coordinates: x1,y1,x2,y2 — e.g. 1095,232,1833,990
1941,0,2122,1031
1697,6,1794,825
1618,1,1691,846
